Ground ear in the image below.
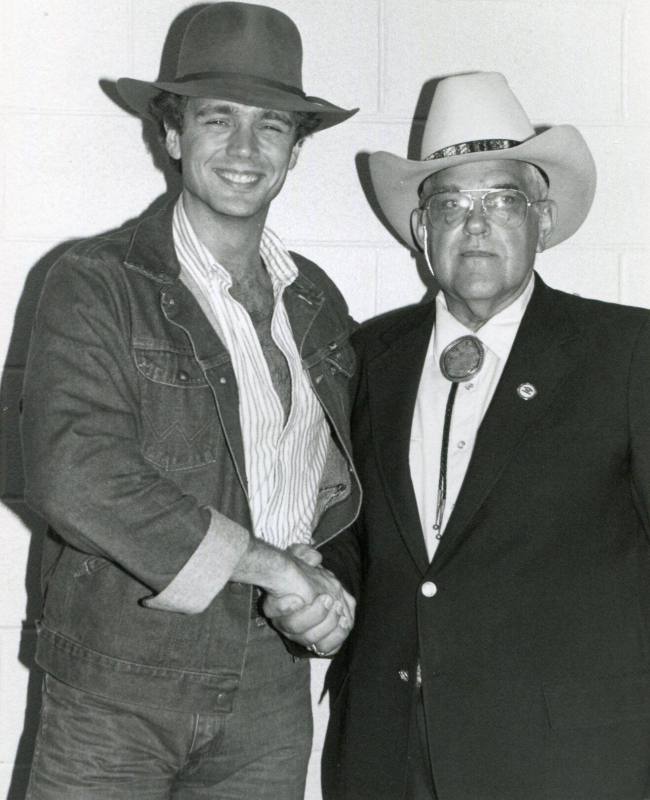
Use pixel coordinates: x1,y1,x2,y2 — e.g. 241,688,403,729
411,208,427,251
288,139,303,171
165,125,182,161
534,199,558,253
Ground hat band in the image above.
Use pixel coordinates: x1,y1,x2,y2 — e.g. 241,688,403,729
425,138,521,161
172,70,307,99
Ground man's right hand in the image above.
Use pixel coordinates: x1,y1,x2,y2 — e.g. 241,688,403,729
230,536,355,653
264,588,355,656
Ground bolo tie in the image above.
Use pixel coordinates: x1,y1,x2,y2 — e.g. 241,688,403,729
433,335,485,538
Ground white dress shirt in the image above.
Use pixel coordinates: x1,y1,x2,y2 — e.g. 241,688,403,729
145,198,329,614
409,276,535,560
173,198,329,550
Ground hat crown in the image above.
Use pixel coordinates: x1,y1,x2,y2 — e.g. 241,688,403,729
421,73,536,158
176,2,303,90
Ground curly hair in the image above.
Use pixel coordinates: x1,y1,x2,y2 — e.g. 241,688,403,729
148,90,321,150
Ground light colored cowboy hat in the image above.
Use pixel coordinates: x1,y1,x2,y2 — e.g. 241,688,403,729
117,2,357,133
369,71,596,249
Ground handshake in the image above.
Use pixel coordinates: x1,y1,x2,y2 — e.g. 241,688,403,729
262,543,355,658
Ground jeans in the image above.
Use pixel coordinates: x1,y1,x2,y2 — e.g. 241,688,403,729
26,619,312,799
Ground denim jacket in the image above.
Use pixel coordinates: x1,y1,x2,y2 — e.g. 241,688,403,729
21,204,361,712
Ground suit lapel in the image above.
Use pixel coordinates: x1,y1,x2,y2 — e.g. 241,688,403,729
432,276,578,569
366,303,436,574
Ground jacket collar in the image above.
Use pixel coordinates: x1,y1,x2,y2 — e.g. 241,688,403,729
431,273,579,571
365,301,437,573
123,203,181,284
365,274,578,574
122,200,326,310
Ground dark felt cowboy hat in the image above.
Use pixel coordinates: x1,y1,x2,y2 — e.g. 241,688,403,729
117,2,358,132
369,72,596,249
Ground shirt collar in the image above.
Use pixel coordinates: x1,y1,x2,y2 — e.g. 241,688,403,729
433,273,535,364
172,195,298,291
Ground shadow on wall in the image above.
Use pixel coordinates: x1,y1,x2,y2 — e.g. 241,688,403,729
0,6,204,797
353,76,452,308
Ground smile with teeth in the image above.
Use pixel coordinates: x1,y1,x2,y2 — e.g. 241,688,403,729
215,169,261,185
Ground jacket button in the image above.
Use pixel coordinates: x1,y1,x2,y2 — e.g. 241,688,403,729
421,581,437,597
398,669,409,682
178,370,190,382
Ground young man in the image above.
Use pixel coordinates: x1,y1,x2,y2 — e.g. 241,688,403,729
22,4,359,798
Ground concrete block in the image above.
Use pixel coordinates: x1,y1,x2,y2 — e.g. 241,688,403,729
0,628,41,764
305,756,323,800
620,249,650,309
290,245,378,322
625,2,650,122
268,120,412,244
1,0,131,113
3,114,168,242
576,126,650,247
0,515,30,624
376,247,429,315
382,0,623,123
536,246,621,303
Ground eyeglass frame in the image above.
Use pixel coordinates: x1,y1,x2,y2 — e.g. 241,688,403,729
422,187,542,230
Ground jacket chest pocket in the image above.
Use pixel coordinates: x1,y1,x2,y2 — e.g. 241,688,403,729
133,346,221,470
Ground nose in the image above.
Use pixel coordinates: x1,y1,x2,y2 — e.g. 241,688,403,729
226,121,258,158
463,197,489,236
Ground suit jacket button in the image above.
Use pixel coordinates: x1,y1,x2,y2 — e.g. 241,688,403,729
398,669,409,682
421,581,437,597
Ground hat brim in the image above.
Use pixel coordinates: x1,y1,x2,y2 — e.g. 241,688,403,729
368,125,596,249
116,76,357,133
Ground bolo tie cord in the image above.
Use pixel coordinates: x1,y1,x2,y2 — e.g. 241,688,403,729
433,335,485,539
432,381,458,537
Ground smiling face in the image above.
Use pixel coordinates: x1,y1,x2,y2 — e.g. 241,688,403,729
165,97,302,236
412,159,557,330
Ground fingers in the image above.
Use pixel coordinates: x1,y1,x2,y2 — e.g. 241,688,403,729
339,588,357,626
307,624,351,657
272,594,337,635
263,593,305,618
288,543,322,567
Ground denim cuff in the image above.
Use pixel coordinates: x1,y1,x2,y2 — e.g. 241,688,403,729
143,508,250,614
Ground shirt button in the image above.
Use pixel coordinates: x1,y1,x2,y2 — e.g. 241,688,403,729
457,440,466,449
421,581,437,597
219,377,227,384
465,382,475,391
177,370,190,382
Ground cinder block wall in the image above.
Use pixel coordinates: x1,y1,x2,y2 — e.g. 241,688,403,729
1,2,648,797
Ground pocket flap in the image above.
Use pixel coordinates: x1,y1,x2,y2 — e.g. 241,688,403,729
544,670,650,730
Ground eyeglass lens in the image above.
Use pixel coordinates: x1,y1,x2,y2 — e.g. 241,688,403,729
426,189,529,229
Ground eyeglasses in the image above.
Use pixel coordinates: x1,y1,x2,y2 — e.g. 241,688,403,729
423,188,537,230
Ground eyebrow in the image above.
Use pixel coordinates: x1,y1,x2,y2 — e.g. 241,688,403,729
193,103,294,127
260,110,295,126
194,102,238,118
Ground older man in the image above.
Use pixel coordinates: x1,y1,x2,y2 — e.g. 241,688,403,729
266,72,650,799
21,3,359,798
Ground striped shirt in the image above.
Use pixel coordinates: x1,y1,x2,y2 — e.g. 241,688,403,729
172,198,329,550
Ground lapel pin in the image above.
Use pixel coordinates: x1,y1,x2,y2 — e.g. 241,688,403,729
517,382,537,401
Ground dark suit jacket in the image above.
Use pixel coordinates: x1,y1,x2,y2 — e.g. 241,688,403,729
321,275,650,800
